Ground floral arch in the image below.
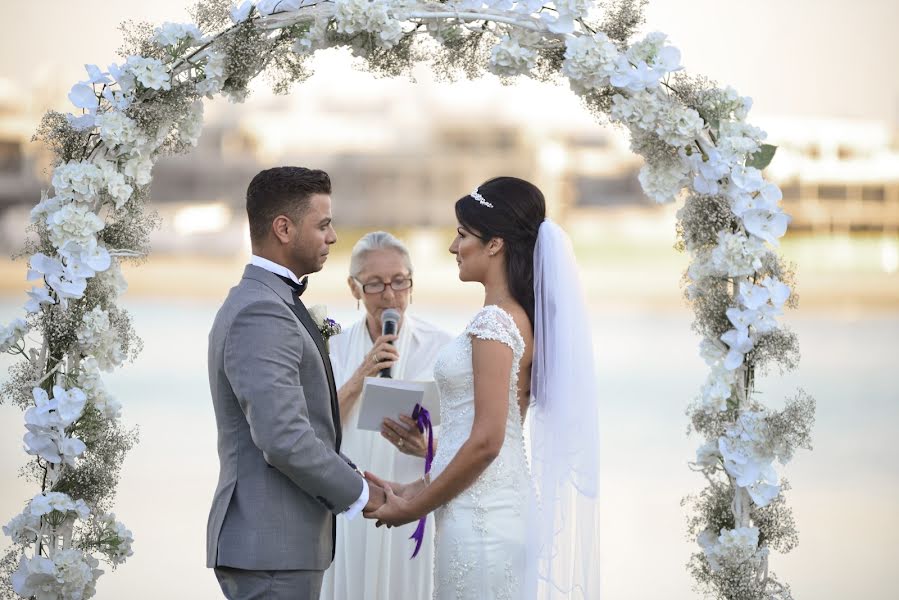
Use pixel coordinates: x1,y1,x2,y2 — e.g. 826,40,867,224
0,1,815,598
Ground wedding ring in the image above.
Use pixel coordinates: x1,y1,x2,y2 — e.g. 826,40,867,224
398,439,405,448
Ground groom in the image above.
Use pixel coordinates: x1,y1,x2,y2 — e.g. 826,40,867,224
206,167,385,599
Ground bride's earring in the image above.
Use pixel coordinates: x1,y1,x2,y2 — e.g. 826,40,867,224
357,299,360,310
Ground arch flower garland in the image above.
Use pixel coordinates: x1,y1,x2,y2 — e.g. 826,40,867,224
0,0,815,598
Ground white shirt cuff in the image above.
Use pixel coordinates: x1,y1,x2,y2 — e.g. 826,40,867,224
343,478,369,520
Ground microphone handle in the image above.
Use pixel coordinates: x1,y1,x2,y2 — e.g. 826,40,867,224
380,322,396,378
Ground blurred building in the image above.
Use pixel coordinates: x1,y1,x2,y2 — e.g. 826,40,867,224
761,117,899,233
1,70,898,257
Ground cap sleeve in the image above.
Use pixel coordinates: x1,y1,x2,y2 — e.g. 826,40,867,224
464,306,525,359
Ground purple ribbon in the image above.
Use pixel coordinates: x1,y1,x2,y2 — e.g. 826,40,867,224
408,403,433,558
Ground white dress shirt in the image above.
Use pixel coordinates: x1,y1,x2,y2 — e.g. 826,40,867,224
249,255,369,519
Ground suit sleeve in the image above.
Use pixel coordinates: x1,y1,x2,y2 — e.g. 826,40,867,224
224,299,364,513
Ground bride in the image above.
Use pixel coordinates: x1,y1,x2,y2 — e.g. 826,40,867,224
366,177,600,599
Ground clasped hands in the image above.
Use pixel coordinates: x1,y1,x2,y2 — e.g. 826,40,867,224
361,471,427,528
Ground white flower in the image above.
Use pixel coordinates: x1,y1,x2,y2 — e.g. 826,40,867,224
308,304,328,327
99,513,134,565
197,50,228,97
699,338,726,366
25,285,56,313
3,510,41,544
609,32,682,93
701,526,762,571
124,56,171,91
720,327,753,370
700,365,735,411
709,231,767,278
51,160,105,203
488,32,539,77
55,549,102,600
178,100,204,146
96,258,128,298
84,64,111,85
11,555,57,600
54,385,88,426
1,318,28,353
78,307,125,371
46,203,105,250
25,387,61,430
28,252,89,306
78,357,122,419
654,102,704,148
637,158,690,204
153,22,205,48
123,152,154,185
96,111,143,150
610,91,662,131
58,435,88,467
257,0,304,14
334,0,406,48
694,439,720,468
230,0,254,23
562,32,620,92
543,0,590,34
742,208,791,246
761,276,790,308
717,411,783,507
293,18,330,54
98,162,134,209
686,145,731,195
68,83,99,113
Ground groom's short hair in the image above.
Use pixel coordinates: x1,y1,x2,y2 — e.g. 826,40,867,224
246,167,331,244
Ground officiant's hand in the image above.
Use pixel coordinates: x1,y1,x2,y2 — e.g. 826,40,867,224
381,415,430,458
357,334,399,379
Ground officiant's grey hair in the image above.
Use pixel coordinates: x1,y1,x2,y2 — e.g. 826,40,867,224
349,231,414,278
245,166,331,245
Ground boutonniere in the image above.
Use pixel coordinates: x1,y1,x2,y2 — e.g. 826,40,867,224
308,304,342,346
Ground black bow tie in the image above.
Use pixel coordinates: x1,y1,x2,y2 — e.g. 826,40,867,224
275,274,309,297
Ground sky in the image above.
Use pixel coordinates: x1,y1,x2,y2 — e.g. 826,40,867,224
0,0,897,124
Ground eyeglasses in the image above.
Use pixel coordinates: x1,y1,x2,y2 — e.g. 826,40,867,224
354,277,413,294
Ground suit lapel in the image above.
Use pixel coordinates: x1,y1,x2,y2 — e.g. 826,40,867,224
283,295,342,452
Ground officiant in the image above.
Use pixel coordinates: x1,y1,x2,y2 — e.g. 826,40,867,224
321,231,452,600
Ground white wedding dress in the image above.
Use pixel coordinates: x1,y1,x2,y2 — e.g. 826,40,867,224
429,305,535,600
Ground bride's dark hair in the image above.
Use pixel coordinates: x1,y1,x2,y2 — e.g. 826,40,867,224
455,176,546,326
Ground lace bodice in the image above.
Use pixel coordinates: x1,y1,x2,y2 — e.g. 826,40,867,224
430,305,530,511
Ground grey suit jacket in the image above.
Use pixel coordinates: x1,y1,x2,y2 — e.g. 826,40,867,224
206,264,364,571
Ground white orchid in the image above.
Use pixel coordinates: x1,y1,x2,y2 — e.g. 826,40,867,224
761,275,791,308
230,0,254,23
737,282,770,310
720,327,753,370
68,83,99,113
25,285,56,314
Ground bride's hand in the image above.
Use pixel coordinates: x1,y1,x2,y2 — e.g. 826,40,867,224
364,471,423,501
369,485,418,528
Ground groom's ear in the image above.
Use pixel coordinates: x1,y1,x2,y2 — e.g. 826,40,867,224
272,214,294,244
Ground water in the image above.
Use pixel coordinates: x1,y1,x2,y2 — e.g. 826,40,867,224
1,297,897,599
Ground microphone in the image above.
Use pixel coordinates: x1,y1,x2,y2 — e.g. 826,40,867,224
379,308,400,378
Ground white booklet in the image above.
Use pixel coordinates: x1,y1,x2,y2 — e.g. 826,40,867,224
356,377,441,431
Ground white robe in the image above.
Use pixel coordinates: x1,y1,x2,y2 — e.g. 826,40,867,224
321,314,452,600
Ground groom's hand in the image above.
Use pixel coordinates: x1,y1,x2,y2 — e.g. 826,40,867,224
363,483,386,517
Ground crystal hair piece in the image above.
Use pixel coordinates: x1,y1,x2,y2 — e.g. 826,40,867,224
470,188,493,208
